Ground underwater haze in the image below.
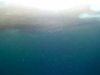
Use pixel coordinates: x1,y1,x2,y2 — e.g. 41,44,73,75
0,21,100,75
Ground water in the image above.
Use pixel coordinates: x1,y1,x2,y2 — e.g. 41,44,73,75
0,22,100,75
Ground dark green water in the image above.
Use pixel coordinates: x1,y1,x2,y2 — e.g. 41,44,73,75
0,22,100,75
